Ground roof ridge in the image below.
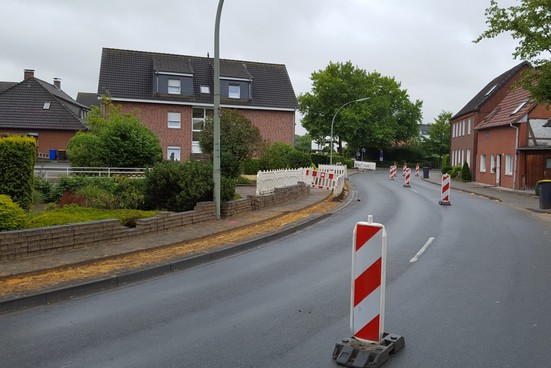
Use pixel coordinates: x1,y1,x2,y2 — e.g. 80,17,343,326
32,78,86,123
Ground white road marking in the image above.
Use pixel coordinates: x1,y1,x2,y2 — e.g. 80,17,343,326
409,237,435,263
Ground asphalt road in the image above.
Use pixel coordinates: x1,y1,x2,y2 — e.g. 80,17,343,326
1,171,550,367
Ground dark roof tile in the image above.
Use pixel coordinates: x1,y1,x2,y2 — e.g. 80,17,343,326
453,61,530,119
98,48,298,109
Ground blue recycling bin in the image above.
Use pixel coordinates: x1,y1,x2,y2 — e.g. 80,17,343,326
49,149,57,160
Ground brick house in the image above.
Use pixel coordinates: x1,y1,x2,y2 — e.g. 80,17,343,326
475,86,551,190
97,48,298,161
0,69,87,157
450,62,530,177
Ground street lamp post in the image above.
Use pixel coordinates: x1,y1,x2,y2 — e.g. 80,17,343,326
329,97,370,165
213,0,224,220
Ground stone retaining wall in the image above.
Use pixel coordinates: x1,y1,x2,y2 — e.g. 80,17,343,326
0,183,310,261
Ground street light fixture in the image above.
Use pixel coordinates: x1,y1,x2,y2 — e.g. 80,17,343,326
329,97,370,165
213,0,224,220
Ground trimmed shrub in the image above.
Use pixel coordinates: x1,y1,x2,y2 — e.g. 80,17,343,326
243,158,261,175
0,194,27,231
144,160,234,212
0,136,36,210
288,150,312,169
33,176,53,203
76,185,116,209
221,150,241,179
460,161,472,182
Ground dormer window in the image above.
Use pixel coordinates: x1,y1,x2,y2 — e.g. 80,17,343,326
43,102,51,109
229,84,241,99
168,79,181,94
200,85,210,94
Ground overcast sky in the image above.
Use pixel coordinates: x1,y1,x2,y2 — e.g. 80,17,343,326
0,0,521,134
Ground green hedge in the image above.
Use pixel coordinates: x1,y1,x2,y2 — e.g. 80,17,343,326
0,194,27,231
0,136,36,210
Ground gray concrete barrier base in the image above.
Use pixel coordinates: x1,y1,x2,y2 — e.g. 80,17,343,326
332,333,405,368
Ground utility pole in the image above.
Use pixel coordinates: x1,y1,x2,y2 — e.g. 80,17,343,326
213,0,224,220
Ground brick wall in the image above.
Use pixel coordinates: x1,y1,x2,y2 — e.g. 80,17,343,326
0,183,309,261
0,129,76,155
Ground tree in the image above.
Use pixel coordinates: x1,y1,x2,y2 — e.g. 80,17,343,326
475,0,551,103
298,61,423,154
424,111,452,165
199,109,263,175
294,133,312,152
67,97,162,167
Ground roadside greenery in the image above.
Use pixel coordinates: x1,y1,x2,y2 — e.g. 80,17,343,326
475,0,551,103
0,136,36,211
67,96,162,167
0,194,27,231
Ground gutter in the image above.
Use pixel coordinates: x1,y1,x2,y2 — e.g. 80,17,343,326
509,122,519,190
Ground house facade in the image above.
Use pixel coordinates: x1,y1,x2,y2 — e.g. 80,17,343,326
475,86,551,190
450,62,530,177
97,48,298,161
0,70,87,157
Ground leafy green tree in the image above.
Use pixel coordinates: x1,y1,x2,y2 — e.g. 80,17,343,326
424,111,452,165
475,0,551,103
67,97,162,167
260,142,311,170
199,109,263,170
298,61,423,154
294,133,313,152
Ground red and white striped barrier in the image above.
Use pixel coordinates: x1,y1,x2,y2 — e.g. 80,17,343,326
415,163,420,176
304,169,336,191
351,216,387,343
389,165,396,180
402,162,407,176
439,174,451,205
403,168,411,187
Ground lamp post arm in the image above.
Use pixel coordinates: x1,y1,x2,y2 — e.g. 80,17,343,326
330,97,370,165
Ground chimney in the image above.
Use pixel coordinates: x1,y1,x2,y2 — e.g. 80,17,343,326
24,69,35,80
53,78,61,89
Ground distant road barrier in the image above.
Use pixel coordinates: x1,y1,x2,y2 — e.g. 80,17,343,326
354,161,376,170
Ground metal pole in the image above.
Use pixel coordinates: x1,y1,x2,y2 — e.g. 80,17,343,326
213,0,224,220
329,97,370,165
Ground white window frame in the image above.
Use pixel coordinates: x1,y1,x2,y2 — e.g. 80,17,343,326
480,154,486,172
490,154,496,173
228,84,241,99
167,112,181,129
200,85,210,94
466,149,471,167
461,121,465,136
467,119,471,135
192,107,213,154
167,146,181,161
168,79,181,94
505,154,513,176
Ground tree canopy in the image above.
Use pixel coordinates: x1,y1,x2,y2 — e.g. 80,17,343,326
199,109,263,177
67,97,162,167
298,61,423,154
424,111,452,162
475,0,551,102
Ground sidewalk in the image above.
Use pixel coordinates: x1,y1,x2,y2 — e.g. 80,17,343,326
421,170,551,215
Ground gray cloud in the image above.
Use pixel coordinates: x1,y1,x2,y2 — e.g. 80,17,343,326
0,0,521,133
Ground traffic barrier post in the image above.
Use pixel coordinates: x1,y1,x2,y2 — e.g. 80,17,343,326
415,163,420,176
333,215,404,367
403,168,411,187
439,174,451,206
389,165,396,180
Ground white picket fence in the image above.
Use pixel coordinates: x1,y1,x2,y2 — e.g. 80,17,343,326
256,165,347,196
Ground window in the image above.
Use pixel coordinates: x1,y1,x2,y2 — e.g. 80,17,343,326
466,149,471,167
192,108,213,153
168,79,181,94
461,121,465,136
490,155,496,173
167,112,181,129
505,154,513,176
228,84,240,99
167,146,181,161
510,100,528,115
480,155,486,172
43,102,51,110
467,119,471,135
200,85,210,94
452,123,456,138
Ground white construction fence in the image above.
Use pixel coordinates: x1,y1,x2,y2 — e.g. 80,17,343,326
256,165,347,197
354,160,377,171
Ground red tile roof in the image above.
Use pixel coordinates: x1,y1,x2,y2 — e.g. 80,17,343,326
475,87,534,130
